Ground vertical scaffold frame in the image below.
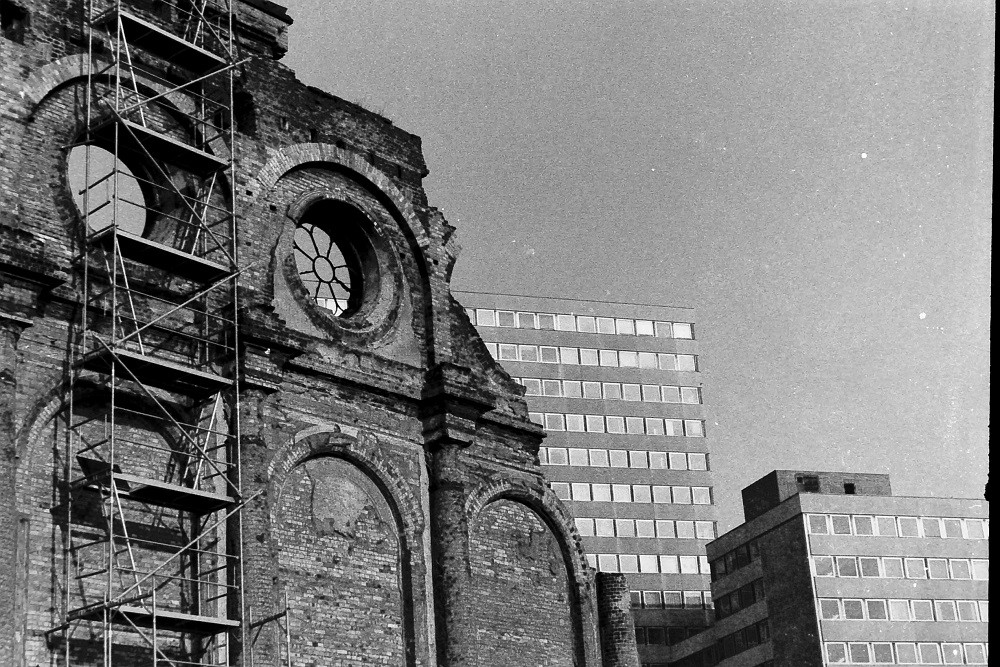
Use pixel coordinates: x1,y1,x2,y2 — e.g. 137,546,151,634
55,2,246,665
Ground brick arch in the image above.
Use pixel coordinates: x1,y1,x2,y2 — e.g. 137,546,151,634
465,474,591,596
267,426,425,541
252,144,427,245
18,55,228,159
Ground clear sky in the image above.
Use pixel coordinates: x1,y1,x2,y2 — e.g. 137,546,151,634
279,0,992,531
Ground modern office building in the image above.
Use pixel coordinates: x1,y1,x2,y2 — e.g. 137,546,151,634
668,470,989,667
456,291,719,660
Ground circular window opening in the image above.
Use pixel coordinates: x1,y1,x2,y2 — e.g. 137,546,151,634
293,201,379,318
67,145,147,236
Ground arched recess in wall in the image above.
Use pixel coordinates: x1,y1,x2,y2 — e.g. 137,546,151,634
268,431,418,666
466,484,587,667
249,144,438,365
13,383,203,664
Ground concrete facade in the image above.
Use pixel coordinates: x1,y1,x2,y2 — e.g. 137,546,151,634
668,471,989,666
0,1,636,665
456,291,718,666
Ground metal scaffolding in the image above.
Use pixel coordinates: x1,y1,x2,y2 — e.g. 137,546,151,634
55,1,245,665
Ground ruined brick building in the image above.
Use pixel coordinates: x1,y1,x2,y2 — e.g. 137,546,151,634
0,1,640,665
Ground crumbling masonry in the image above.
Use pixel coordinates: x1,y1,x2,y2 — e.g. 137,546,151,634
0,1,638,666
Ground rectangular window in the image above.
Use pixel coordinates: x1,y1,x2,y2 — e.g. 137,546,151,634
935,600,957,621
854,515,875,535
964,644,987,664
562,380,582,398
956,600,979,622
582,381,602,399
676,521,695,539
819,598,841,620
566,414,585,432
544,413,565,431
619,555,638,574
585,415,605,432
597,554,617,572
692,487,712,504
570,483,591,501
964,519,985,539
498,343,517,360
542,379,561,396
927,558,949,579
898,516,920,537
598,349,618,366
831,514,853,535
849,643,872,664
642,591,662,609
641,384,661,402
615,318,635,335
496,310,516,327
647,451,667,469
550,482,570,500
589,449,609,467
941,643,964,665
596,317,615,334
576,315,596,333
976,601,988,622
528,412,544,426
808,514,830,534
677,354,697,371
876,515,898,537
632,485,652,503
654,321,673,338
474,309,496,326
970,559,988,580
595,518,614,536
568,448,588,466
679,556,699,574
911,600,934,621
645,418,664,435
673,322,694,339
522,378,542,396
918,643,942,664
872,643,894,664
680,387,701,404
695,521,715,539
942,518,963,538
859,557,881,577
843,599,865,619
625,417,645,434
609,450,628,467
657,353,677,370
636,320,654,336
606,416,625,434
638,351,657,368
619,350,639,367
661,385,681,403
602,382,622,399
591,484,612,502
656,520,675,538
895,643,918,664
688,453,709,470
836,556,859,577
547,448,568,466
539,346,559,363
825,642,848,664
515,312,536,328
575,518,594,536
612,485,632,503
867,599,888,620
904,558,927,579
882,557,904,578
537,313,556,330
949,559,971,579
579,348,599,365
683,591,703,609
888,599,911,621
484,342,498,358
555,314,576,331
622,384,641,401
635,520,655,538
684,420,705,437
559,347,579,364
922,517,942,538
616,519,635,537
663,591,683,609
672,486,692,504
629,450,648,468
639,554,658,573
651,486,672,504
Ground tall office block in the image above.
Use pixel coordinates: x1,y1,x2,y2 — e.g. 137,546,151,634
457,292,719,662
670,470,989,667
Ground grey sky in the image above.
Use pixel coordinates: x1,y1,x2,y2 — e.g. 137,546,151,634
279,0,992,530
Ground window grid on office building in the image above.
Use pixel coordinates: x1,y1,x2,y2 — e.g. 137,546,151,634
574,517,717,540
824,640,988,665
516,377,702,404
818,597,988,623
811,555,988,581
550,481,712,505
530,412,705,437
807,513,989,540
541,447,708,471
468,307,695,340
484,342,699,372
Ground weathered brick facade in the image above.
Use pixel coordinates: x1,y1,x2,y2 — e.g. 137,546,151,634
1,1,637,665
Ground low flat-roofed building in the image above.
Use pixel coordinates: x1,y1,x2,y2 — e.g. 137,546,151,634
666,470,988,667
